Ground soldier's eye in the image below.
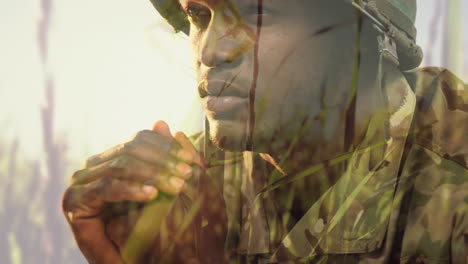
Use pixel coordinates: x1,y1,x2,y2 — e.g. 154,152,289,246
185,3,211,28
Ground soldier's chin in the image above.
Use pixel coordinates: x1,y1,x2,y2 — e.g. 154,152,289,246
208,120,249,152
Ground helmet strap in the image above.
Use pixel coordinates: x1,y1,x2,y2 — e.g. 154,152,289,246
377,33,400,66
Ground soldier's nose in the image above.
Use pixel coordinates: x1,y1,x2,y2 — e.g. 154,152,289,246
200,8,255,68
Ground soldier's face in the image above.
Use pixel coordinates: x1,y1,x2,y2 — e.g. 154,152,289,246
179,0,357,151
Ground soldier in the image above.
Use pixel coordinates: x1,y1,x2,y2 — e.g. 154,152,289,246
62,0,468,263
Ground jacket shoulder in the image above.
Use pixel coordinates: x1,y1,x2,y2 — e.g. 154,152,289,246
404,67,468,169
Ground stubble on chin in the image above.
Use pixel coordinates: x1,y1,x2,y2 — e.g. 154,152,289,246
208,119,249,152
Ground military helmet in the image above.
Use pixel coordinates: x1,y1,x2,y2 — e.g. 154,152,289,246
350,0,422,69
149,0,422,70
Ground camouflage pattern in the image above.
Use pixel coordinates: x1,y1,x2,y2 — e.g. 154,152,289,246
270,67,468,263
109,67,467,263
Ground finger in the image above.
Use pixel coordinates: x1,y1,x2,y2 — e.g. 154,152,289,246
62,181,157,264
83,130,175,169
73,155,156,185
174,131,207,169
72,155,192,186
152,120,173,140
164,159,193,180
152,175,187,196
69,217,125,264
110,137,193,179
63,178,157,220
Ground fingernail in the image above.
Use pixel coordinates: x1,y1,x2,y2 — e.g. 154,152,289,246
142,185,156,197
169,177,185,191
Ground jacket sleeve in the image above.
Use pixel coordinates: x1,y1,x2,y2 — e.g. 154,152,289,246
451,204,468,264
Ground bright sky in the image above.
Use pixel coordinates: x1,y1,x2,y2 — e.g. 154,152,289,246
0,0,466,162
0,0,200,161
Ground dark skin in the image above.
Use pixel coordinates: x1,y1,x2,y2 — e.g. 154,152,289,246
62,0,410,263
62,121,205,263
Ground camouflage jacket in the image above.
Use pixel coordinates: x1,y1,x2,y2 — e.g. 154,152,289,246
127,67,467,264
267,68,468,263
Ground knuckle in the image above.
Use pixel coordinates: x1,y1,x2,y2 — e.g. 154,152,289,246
98,175,115,192
83,154,97,169
81,159,90,169
100,182,115,200
61,187,75,212
133,130,152,141
70,169,85,184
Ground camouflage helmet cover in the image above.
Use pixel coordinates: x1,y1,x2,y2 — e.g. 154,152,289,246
149,0,422,69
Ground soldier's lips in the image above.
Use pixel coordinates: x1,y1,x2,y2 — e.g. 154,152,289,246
203,95,248,114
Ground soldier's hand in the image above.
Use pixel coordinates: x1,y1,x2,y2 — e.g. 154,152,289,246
61,120,204,264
